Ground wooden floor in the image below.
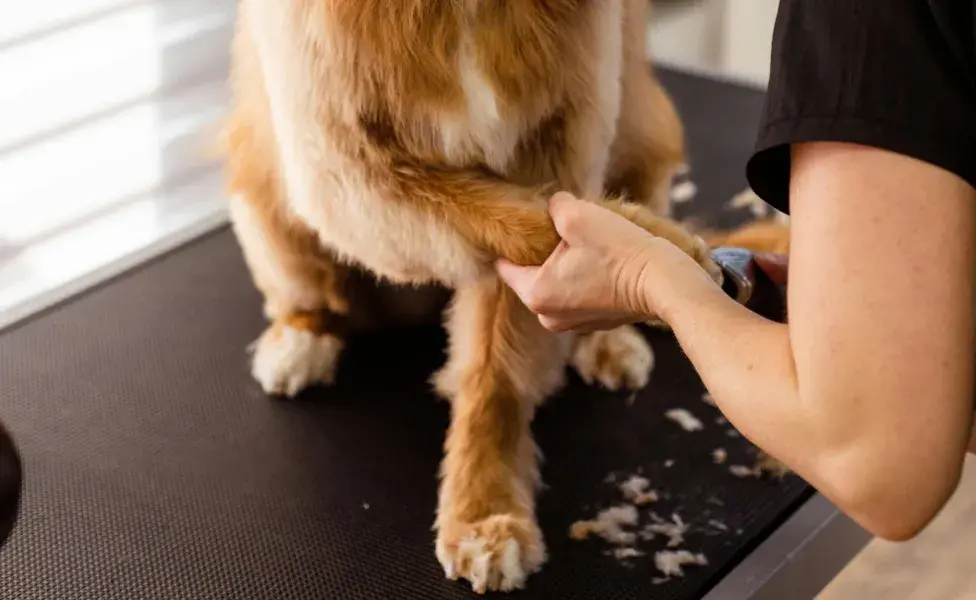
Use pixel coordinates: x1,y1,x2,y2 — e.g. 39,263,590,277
818,456,976,600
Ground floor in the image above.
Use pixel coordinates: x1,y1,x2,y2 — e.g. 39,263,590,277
819,457,976,600
2,1,975,598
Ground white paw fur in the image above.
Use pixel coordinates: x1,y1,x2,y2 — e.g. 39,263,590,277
250,325,343,397
439,537,527,593
571,326,654,391
435,515,545,594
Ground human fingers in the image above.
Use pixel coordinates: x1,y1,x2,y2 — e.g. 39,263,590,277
753,251,789,285
537,312,638,334
496,259,541,304
547,191,607,245
537,313,571,333
549,192,657,256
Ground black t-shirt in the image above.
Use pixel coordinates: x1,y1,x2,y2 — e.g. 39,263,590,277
746,0,976,214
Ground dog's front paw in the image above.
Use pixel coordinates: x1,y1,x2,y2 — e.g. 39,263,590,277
611,202,723,286
436,514,545,594
571,326,654,391
691,234,724,286
250,323,343,397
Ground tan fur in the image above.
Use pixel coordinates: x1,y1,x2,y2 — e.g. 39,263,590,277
571,325,654,390
220,0,718,591
704,220,791,254
435,278,565,591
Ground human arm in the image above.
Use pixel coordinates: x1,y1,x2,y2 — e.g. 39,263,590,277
657,142,975,541
672,0,976,537
497,0,976,539
499,144,975,541
745,241,976,458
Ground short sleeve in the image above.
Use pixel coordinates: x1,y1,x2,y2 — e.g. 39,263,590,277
746,0,976,214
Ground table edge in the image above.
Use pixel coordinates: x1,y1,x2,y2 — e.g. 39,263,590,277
0,209,229,335
702,492,873,600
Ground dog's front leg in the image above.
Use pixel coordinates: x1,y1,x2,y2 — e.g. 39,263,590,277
388,166,718,275
433,276,571,593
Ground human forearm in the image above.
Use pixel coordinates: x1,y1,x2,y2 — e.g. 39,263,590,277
495,147,974,540
651,269,873,528
649,142,976,541
654,266,965,541
655,278,804,467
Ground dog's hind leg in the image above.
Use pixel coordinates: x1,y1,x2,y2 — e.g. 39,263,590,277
606,0,687,217
228,189,350,397
221,14,351,398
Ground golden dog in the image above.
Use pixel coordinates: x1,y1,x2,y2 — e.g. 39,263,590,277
219,0,720,592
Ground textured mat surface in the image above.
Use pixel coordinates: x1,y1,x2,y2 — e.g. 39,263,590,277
0,70,810,599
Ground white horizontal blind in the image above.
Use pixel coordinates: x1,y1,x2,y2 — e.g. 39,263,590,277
0,0,235,329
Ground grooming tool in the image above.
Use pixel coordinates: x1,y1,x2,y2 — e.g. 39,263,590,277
711,247,786,322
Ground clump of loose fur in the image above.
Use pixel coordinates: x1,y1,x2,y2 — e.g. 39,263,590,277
618,475,659,506
643,512,688,548
569,505,640,545
655,549,708,578
665,408,704,432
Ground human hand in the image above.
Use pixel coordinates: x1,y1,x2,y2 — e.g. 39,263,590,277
496,192,718,332
753,252,788,285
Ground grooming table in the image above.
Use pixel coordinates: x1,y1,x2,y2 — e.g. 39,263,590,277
0,69,870,599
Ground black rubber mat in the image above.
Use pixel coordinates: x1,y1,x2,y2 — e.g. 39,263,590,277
0,70,810,599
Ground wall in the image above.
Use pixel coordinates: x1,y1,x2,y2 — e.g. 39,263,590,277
647,0,778,87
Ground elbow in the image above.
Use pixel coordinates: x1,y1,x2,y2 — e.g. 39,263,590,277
829,476,954,542
817,451,964,542
863,508,938,543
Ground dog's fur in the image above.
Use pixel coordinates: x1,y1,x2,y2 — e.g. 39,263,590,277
704,220,790,254
220,0,720,592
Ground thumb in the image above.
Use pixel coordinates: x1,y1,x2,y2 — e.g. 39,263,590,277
547,191,593,245
496,259,540,302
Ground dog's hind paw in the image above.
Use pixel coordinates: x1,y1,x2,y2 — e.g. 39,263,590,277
571,325,654,391
250,323,343,397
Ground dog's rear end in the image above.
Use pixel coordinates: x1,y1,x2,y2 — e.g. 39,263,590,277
221,0,716,592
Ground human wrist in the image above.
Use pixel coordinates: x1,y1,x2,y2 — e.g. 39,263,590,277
620,242,664,320
637,240,727,324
